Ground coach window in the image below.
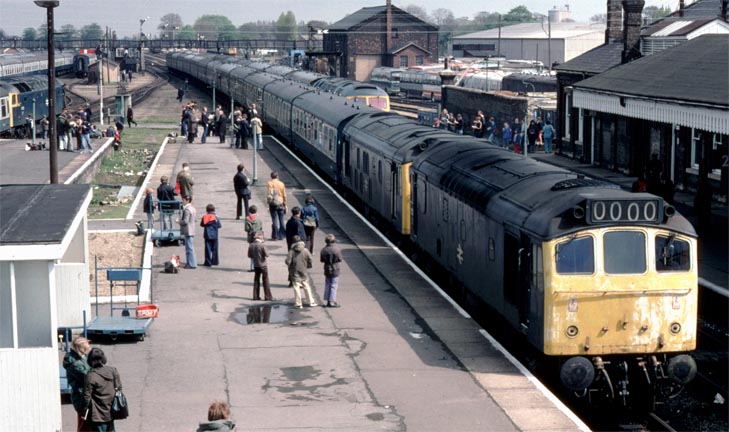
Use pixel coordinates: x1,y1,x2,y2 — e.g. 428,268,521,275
604,231,646,274
356,148,360,169
555,236,594,274
442,197,448,222
655,234,690,272
378,160,382,183
488,238,495,261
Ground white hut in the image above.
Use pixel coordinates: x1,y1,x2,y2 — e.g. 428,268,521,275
0,184,91,431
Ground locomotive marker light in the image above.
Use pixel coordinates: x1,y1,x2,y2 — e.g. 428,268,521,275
34,0,59,183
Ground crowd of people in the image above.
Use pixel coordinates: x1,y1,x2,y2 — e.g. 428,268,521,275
433,109,556,154
143,162,344,310
176,97,264,149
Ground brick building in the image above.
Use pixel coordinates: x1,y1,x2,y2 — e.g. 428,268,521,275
324,0,438,81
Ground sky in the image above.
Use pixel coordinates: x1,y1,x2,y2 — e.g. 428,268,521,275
1,0,684,37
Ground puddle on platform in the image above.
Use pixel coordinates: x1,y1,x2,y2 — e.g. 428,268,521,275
229,304,292,325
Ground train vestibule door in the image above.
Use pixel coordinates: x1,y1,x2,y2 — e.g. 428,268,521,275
503,231,531,332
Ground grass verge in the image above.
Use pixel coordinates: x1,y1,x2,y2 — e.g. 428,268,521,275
88,127,167,219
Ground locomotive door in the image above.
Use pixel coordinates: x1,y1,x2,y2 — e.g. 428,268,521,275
503,231,531,331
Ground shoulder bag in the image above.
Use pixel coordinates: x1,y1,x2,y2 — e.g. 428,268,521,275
111,372,129,420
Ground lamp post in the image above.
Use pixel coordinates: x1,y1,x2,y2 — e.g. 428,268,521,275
35,0,59,184
139,16,149,72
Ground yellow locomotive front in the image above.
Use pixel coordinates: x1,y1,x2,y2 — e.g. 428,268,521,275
541,197,698,400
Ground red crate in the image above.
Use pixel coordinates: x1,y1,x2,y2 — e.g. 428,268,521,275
136,304,159,319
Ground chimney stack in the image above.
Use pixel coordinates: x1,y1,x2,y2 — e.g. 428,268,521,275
722,0,728,21
621,0,645,63
679,0,685,17
606,0,623,43
386,0,393,56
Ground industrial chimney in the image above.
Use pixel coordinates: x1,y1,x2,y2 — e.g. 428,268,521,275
386,0,392,56
679,0,685,17
606,0,623,43
621,0,645,63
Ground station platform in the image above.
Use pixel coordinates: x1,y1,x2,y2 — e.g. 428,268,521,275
61,80,588,431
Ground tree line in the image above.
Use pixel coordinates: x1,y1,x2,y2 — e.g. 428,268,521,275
0,4,675,50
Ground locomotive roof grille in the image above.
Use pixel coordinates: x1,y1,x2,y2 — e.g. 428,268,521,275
551,177,618,191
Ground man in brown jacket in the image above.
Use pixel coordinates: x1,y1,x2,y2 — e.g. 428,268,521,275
267,172,287,240
285,235,316,308
247,232,272,301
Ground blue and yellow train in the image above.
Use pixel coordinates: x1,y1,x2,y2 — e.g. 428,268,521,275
0,75,65,138
167,51,698,407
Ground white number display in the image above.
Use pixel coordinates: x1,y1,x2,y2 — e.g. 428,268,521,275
588,200,661,223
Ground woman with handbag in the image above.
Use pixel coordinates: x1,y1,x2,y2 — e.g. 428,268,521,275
83,348,126,431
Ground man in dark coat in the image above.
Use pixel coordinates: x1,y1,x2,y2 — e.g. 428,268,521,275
285,207,307,250
320,234,343,308
233,164,251,219
126,105,137,127
247,232,272,301
157,175,178,230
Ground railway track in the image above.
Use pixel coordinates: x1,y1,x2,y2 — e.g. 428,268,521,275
63,60,170,123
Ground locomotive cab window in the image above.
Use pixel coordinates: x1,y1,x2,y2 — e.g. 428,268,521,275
604,231,646,274
655,234,690,272
555,236,594,274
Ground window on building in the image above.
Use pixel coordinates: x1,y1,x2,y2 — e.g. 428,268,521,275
400,55,409,68
392,28,398,38
690,130,727,175
415,55,424,66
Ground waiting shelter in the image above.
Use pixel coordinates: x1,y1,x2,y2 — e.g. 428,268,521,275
0,184,91,430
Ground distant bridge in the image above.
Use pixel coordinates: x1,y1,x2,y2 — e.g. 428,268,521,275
0,38,322,52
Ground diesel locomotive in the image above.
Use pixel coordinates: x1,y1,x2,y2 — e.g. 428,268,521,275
0,75,65,138
167,52,699,406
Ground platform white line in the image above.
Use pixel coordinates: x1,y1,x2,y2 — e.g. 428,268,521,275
64,138,114,184
126,137,170,220
270,136,590,431
699,277,729,297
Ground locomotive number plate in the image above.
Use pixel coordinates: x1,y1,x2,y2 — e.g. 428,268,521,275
585,199,663,224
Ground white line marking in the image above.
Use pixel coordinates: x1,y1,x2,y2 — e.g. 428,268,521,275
126,137,170,220
270,136,590,430
479,330,591,432
699,277,728,297
64,138,114,184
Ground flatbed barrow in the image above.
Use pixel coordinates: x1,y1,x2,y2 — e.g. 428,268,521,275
88,262,155,342
87,315,153,341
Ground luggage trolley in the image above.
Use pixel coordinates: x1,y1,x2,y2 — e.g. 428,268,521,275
87,257,156,341
151,199,184,246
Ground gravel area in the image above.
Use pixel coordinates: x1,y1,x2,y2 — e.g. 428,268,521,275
88,232,144,297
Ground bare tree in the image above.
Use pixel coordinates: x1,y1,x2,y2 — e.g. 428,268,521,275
404,5,430,22
158,13,184,39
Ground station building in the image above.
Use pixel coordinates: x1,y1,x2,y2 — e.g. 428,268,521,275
323,0,439,81
0,184,91,430
556,0,729,204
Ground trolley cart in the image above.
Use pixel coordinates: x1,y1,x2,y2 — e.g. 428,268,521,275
151,199,184,247
87,258,156,342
